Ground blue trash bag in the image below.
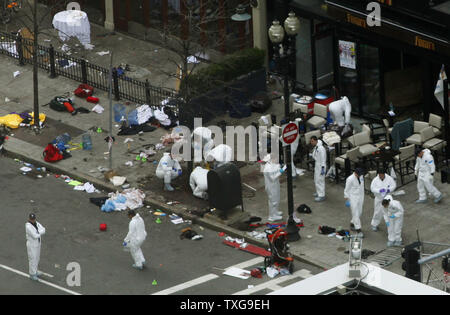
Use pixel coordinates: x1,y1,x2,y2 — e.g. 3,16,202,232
114,104,126,123
115,195,127,204
127,109,139,126
101,200,116,213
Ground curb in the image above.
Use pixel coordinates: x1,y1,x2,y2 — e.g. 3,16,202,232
4,147,329,271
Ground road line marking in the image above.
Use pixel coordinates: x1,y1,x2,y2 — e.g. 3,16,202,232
38,270,54,278
0,264,81,295
228,257,265,270
152,274,219,295
151,257,265,295
232,269,311,295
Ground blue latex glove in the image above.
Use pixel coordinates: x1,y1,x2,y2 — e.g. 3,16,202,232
178,169,183,176
379,188,386,194
386,222,390,227
387,189,391,193
123,242,127,247
345,200,351,208
389,215,396,219
321,167,325,176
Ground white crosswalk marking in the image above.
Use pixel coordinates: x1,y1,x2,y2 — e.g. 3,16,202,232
232,269,313,295
152,257,264,295
0,264,81,295
152,274,220,295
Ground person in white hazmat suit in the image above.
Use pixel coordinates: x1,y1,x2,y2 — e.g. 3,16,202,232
382,195,404,247
263,154,286,222
192,127,214,159
206,144,233,169
344,168,365,238
415,148,443,204
156,151,182,191
123,210,147,270
310,136,327,202
25,213,46,281
370,169,397,232
190,166,209,200
329,96,352,127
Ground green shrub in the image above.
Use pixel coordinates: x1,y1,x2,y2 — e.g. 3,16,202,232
185,48,265,96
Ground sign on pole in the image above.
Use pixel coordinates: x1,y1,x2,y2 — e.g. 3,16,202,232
281,122,299,146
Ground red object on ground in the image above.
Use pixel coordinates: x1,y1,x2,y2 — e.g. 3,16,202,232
63,102,75,113
99,223,107,231
218,232,226,237
223,240,272,257
74,84,94,98
86,96,99,104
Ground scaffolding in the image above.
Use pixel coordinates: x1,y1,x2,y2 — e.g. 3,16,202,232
420,241,450,293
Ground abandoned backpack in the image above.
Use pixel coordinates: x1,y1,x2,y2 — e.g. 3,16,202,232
74,84,94,98
43,143,63,163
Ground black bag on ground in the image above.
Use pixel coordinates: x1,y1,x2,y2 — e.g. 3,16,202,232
50,96,73,112
297,204,312,214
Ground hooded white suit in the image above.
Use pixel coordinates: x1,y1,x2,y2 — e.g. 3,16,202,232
189,167,209,199
124,213,147,268
26,221,46,276
264,160,283,219
370,174,397,228
312,140,327,198
156,153,182,184
329,96,352,127
344,173,365,230
415,149,442,201
383,195,404,243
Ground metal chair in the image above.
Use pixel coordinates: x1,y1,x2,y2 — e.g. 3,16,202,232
394,144,416,185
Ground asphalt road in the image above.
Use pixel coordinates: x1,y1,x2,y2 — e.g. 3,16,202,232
0,155,322,295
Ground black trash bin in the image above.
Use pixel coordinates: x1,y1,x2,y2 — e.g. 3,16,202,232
207,163,244,213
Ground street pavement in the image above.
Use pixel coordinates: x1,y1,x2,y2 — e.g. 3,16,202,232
0,156,322,295
0,19,449,286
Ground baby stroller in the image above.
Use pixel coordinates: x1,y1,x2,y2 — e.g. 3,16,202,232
264,228,294,273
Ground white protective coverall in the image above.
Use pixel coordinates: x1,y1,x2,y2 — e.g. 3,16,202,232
370,174,397,228
192,127,214,159
25,221,46,276
189,167,209,200
329,96,352,127
383,195,404,243
207,144,233,168
312,140,327,198
264,159,283,219
124,213,147,268
344,173,365,230
415,149,442,201
291,137,299,177
156,153,182,184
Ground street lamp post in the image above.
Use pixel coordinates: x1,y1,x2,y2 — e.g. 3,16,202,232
268,12,301,242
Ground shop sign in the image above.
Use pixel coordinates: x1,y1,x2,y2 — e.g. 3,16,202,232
415,36,436,51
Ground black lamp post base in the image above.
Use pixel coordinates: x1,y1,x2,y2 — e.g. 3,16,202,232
286,217,301,242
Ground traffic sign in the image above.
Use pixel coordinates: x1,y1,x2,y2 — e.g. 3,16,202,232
281,122,299,146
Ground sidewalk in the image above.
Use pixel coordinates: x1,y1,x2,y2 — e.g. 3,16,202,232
1,48,449,278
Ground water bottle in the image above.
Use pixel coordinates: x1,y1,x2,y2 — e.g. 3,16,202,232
54,133,71,145
82,133,92,150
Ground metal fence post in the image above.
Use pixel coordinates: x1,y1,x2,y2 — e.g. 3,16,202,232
145,79,151,105
17,34,25,66
81,59,88,84
113,69,120,101
49,44,57,78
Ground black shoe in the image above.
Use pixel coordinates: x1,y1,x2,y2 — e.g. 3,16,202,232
350,223,356,231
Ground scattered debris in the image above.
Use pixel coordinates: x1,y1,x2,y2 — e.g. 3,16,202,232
223,267,251,280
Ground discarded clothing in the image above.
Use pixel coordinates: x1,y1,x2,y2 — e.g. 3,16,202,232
180,227,203,240
101,188,145,212
318,226,336,235
89,197,108,208
117,124,156,136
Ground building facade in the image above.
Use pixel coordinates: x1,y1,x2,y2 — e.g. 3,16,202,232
268,0,450,119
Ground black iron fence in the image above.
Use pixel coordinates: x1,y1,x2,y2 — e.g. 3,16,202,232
0,31,179,112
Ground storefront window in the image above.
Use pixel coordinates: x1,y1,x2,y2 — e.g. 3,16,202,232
296,18,312,92
360,44,381,115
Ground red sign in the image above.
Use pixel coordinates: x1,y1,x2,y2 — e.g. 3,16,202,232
282,122,299,145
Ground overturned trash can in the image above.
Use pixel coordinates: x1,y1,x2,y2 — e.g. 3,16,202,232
207,163,244,217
